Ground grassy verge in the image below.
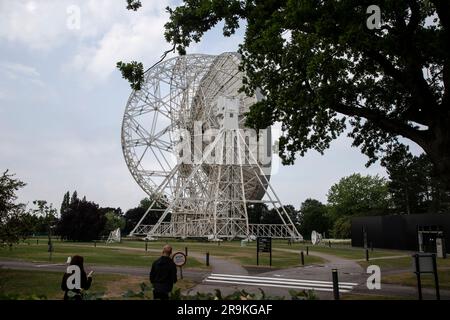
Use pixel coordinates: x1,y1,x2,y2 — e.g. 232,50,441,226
4,239,327,269
0,269,197,300
341,293,412,300
358,257,450,290
382,271,450,290
0,242,204,269
358,256,450,270
236,252,325,268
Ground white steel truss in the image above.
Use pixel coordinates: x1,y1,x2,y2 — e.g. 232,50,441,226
122,53,303,241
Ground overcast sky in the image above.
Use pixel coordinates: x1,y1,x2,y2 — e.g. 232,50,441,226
0,0,423,213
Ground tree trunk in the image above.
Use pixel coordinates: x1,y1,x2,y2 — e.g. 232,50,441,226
423,114,450,194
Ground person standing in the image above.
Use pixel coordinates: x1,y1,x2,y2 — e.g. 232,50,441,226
61,255,93,300
150,245,177,300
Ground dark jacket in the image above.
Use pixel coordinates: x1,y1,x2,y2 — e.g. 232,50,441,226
61,270,92,300
150,256,177,293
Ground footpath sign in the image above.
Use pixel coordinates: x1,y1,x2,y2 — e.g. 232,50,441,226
173,252,187,279
257,237,272,266
412,253,440,300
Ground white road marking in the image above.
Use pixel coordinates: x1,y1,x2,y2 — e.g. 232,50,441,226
203,273,358,293
35,264,65,267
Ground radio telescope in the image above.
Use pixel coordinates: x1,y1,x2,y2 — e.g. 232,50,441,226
122,52,302,241
311,231,322,245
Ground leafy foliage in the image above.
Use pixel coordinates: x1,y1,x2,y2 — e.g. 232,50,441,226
0,170,31,246
123,197,167,234
102,210,126,236
60,191,70,216
0,293,47,300
381,145,450,214
122,0,450,188
331,216,353,239
122,283,318,300
327,173,390,217
326,173,390,238
116,61,144,91
57,193,106,241
126,0,142,11
247,203,299,226
298,199,331,239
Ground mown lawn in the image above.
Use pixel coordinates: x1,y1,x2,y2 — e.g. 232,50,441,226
341,293,412,300
0,269,196,300
358,256,450,290
381,271,450,290
0,241,204,269
358,256,450,270
236,251,325,268
3,238,415,269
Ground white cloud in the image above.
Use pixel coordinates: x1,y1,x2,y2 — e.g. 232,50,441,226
0,1,71,50
66,13,170,82
0,89,6,102
0,0,172,83
0,62,40,78
0,61,51,101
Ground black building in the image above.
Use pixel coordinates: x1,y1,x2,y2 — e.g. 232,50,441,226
351,214,450,253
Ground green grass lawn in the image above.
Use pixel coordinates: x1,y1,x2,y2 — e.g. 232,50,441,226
101,239,324,268
3,239,314,269
266,239,409,260
236,251,324,268
0,241,204,269
358,256,450,270
341,293,412,300
0,269,123,299
2,238,415,270
358,256,450,290
381,271,450,290
0,269,196,300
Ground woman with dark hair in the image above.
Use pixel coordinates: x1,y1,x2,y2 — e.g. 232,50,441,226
61,255,93,300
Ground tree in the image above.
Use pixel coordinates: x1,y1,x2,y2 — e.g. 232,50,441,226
332,216,353,239
328,173,390,217
103,211,126,236
30,200,58,237
57,197,106,241
246,203,269,224
298,199,331,239
70,191,78,205
327,173,390,238
60,191,70,216
381,145,450,214
120,0,450,189
0,171,31,246
123,197,167,235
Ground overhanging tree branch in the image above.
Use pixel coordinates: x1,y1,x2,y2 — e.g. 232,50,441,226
332,103,427,147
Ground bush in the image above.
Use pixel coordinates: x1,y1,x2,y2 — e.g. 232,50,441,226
331,216,352,239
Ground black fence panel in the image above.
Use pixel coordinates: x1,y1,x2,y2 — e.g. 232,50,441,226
351,214,450,251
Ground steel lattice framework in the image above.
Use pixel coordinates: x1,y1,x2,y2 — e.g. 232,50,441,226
122,53,302,240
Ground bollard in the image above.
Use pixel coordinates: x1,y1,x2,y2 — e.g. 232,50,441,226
365,249,369,261
301,251,305,266
306,246,309,256
332,269,340,300
206,252,210,266
328,240,331,248
94,240,96,248
145,241,148,252
185,247,188,256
